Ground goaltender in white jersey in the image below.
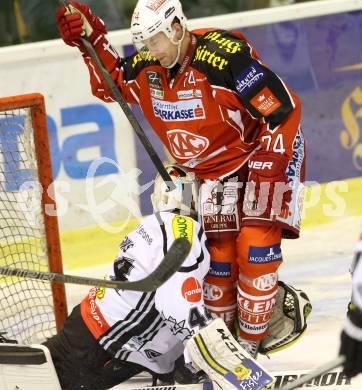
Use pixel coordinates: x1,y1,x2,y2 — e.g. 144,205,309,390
44,165,275,390
81,210,210,373
45,165,211,389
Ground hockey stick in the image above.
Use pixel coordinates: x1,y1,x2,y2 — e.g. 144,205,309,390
123,371,214,390
129,384,212,390
0,238,190,292
79,38,177,189
62,5,176,191
279,355,346,390
59,1,175,191
59,2,174,189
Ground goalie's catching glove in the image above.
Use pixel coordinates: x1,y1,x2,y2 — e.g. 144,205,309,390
259,281,312,354
340,304,362,378
56,1,107,46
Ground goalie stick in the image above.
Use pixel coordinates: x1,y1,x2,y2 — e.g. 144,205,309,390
60,1,177,192
0,238,190,292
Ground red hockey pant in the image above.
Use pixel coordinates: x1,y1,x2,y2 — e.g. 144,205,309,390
204,225,282,341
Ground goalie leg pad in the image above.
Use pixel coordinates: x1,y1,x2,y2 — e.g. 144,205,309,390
186,318,274,390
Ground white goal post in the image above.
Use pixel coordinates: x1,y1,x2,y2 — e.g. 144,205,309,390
0,93,67,344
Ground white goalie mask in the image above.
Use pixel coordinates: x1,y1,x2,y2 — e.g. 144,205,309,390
131,0,187,67
151,164,199,216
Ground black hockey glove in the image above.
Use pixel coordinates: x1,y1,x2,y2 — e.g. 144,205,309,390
173,355,209,384
340,305,362,377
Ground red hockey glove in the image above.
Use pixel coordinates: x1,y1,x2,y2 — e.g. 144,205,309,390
56,1,107,46
246,151,292,217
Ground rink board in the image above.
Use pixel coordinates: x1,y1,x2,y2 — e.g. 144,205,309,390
0,0,361,230
111,368,362,389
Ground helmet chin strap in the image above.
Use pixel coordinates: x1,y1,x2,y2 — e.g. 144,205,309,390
164,27,186,69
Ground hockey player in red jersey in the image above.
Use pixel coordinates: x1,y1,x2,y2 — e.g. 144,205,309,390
340,232,362,377
56,0,308,356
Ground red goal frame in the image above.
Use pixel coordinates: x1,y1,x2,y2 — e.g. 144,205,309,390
0,93,68,333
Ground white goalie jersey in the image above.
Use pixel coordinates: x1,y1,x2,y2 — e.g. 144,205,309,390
80,211,210,374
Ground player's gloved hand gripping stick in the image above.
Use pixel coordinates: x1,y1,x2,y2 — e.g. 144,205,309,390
57,1,176,191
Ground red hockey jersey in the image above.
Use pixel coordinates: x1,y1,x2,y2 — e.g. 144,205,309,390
79,28,303,181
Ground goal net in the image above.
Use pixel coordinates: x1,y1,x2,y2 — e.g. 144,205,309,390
0,93,67,344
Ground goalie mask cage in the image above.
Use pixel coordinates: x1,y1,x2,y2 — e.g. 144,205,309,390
0,93,67,344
